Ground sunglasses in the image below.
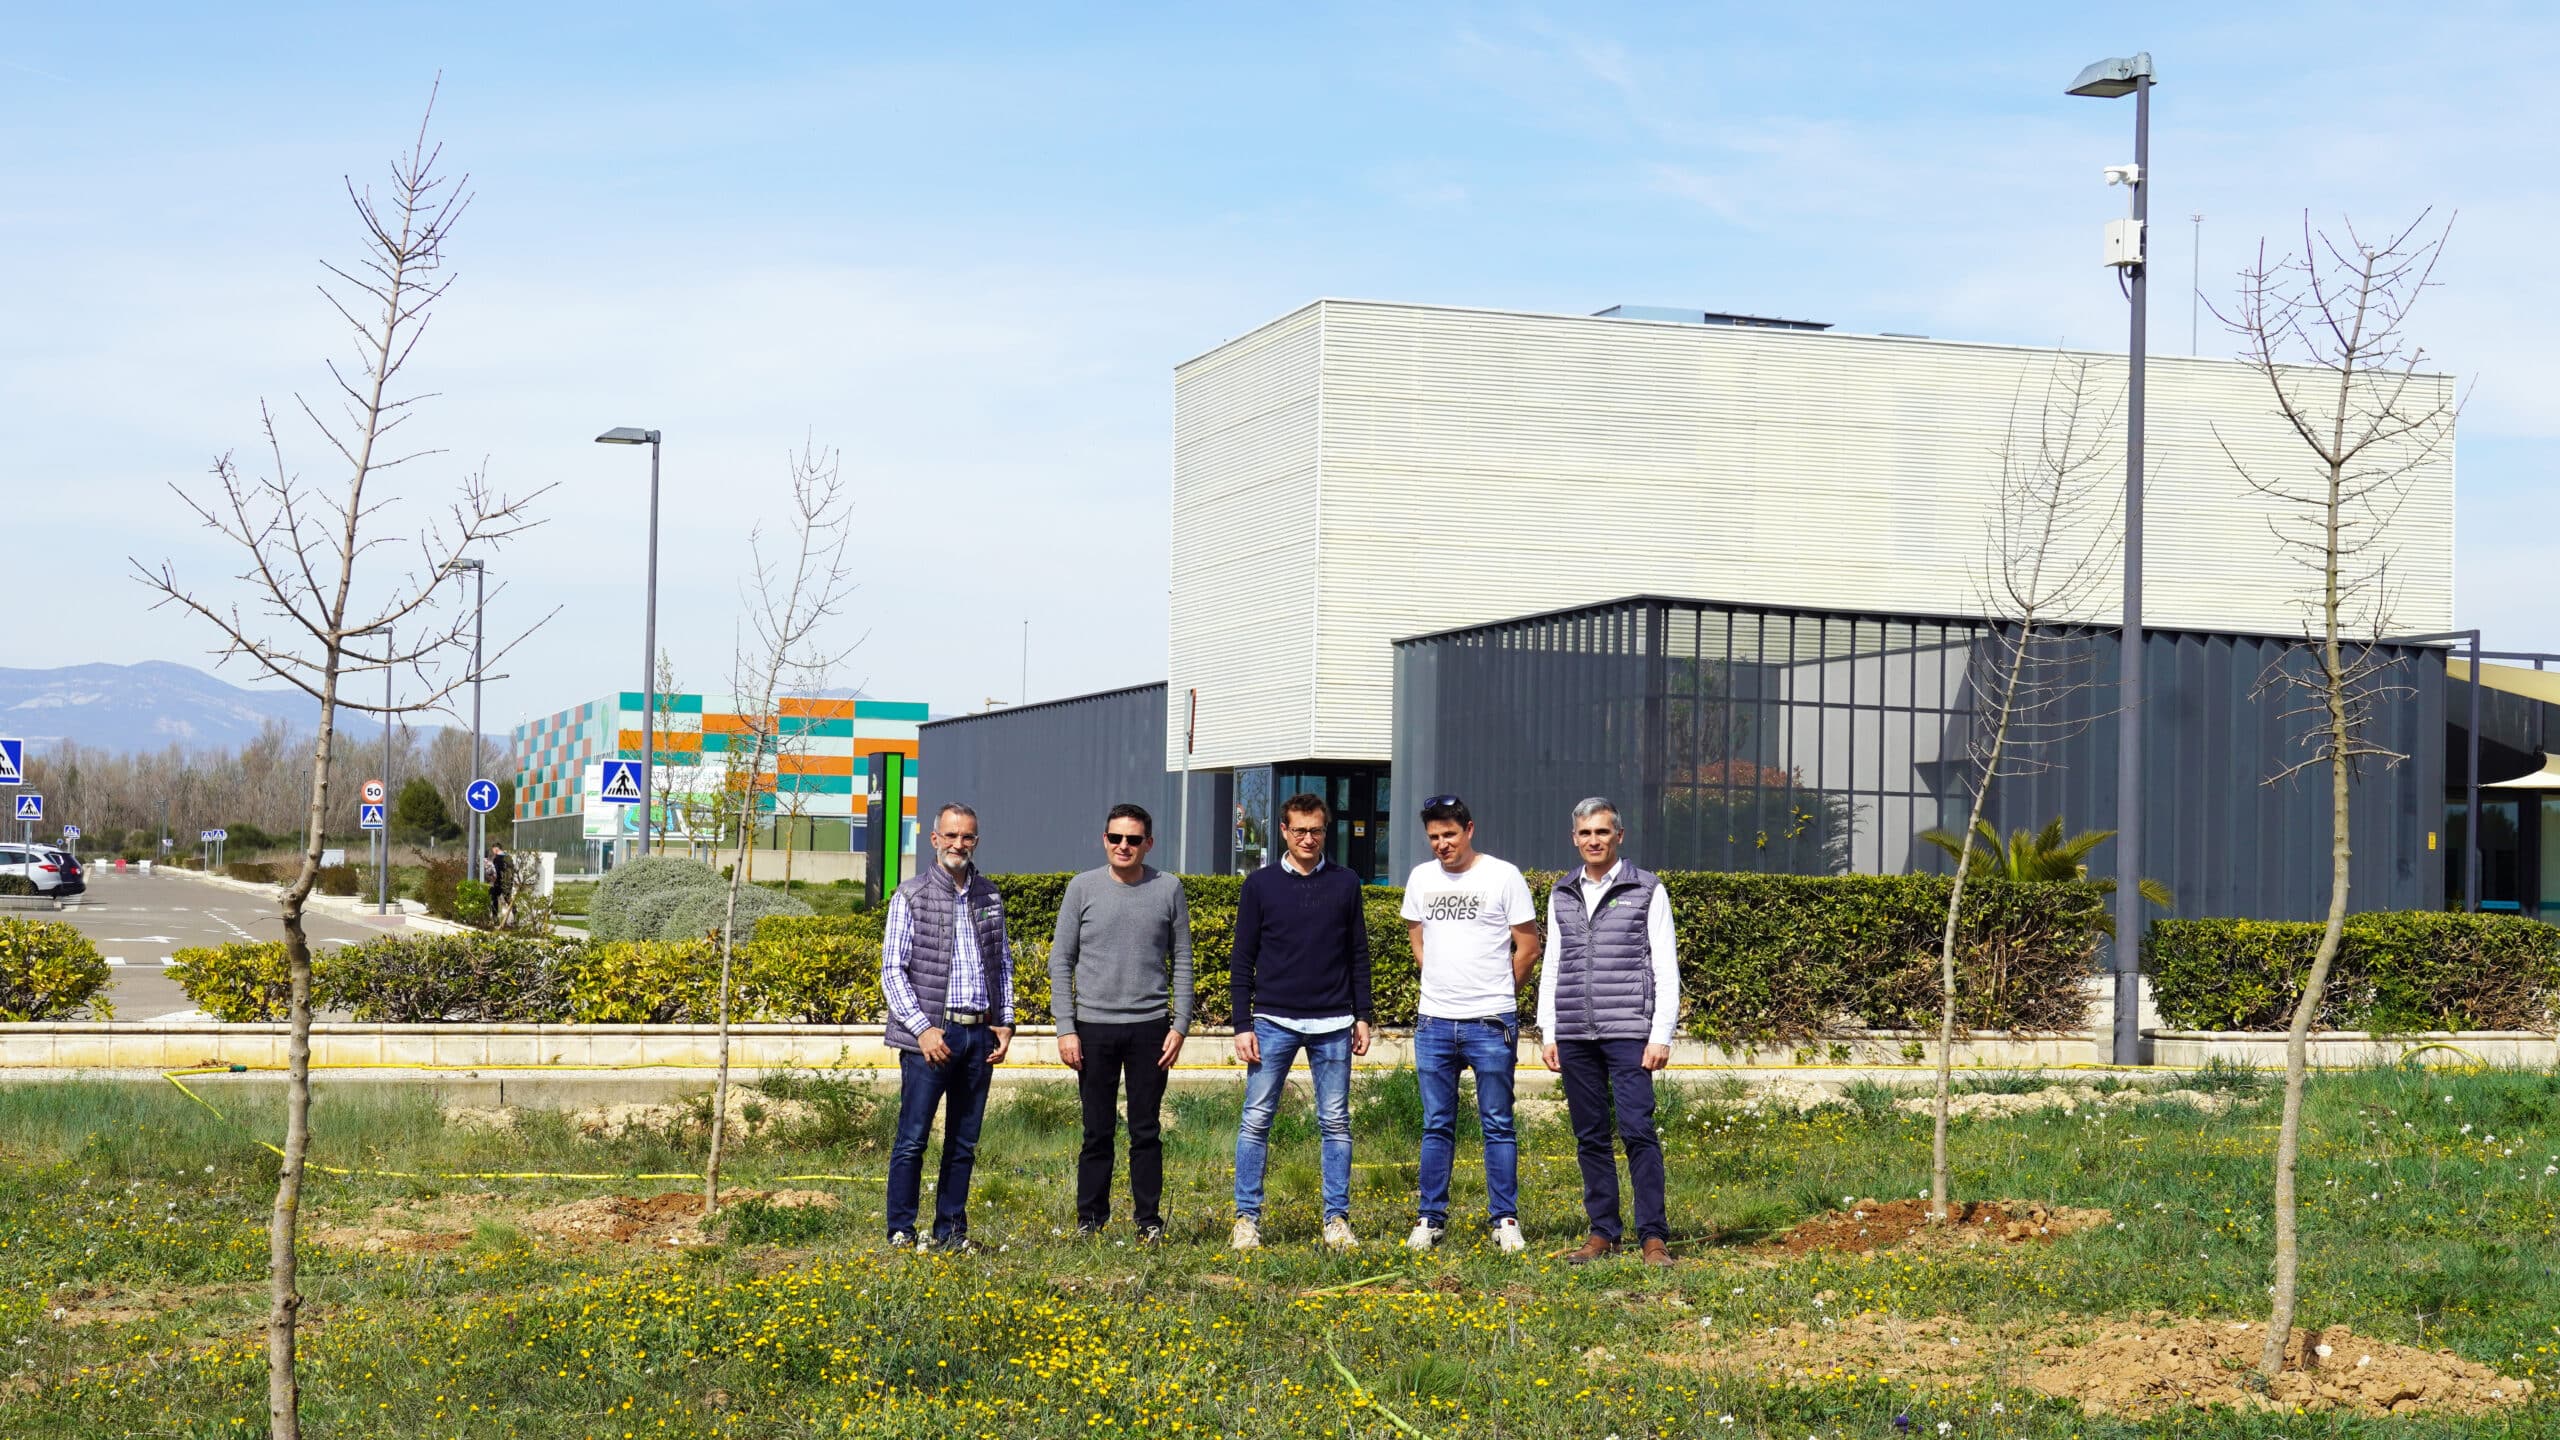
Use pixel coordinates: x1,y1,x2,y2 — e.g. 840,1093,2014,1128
1422,794,1463,809
1104,832,1149,847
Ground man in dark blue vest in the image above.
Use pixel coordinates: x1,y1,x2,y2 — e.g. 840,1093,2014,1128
880,802,1015,1251
1537,795,1679,1267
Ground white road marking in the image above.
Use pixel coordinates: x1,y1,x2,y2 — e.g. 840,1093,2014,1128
105,956,126,966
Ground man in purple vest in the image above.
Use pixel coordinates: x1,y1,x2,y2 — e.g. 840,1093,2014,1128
880,802,1015,1252
1538,795,1679,1267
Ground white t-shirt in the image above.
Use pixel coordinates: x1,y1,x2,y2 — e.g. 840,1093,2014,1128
1401,854,1537,1019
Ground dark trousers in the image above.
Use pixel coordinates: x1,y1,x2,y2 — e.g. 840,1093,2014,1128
1557,1037,1668,1244
885,1023,995,1242
1073,1017,1171,1230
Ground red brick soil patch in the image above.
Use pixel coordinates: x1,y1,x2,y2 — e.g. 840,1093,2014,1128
525,1189,836,1246
1771,1199,2108,1255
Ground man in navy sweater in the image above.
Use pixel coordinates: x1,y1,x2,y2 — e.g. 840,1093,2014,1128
1229,791,1374,1251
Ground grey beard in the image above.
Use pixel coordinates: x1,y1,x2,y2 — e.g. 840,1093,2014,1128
938,851,971,874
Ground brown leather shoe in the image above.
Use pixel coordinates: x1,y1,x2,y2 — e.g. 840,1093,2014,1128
1640,1237,1674,1268
1565,1234,1617,1266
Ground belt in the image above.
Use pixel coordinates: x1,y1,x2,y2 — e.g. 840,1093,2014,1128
944,1009,988,1026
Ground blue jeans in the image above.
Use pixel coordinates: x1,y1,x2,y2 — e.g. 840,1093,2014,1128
885,1024,995,1242
1414,1012,1520,1227
1232,1018,1353,1222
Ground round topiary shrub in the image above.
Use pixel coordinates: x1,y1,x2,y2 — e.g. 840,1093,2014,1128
587,856,726,943
0,918,114,1021
659,882,813,946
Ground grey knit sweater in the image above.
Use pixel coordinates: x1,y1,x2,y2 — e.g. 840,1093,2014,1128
1048,867,1194,1036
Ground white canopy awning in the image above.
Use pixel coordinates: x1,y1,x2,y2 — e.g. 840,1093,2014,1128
2485,754,2560,790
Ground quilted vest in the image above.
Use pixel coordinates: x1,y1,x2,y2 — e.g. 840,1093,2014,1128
1547,864,1661,1041
883,864,1009,1053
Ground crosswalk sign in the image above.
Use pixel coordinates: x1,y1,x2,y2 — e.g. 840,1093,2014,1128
13,794,40,822
597,759,644,805
359,802,387,830
0,738,20,784
63,825,80,840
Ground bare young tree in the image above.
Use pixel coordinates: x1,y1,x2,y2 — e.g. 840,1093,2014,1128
2215,213,2457,1380
130,92,548,1439
1925,354,2121,1220
704,440,863,1213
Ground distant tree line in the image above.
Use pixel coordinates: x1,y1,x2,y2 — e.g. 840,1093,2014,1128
15,719,508,854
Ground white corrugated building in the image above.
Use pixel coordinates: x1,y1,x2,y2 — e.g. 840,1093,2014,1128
1168,298,2454,775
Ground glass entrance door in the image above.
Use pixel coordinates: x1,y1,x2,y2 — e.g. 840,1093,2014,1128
1272,764,1392,882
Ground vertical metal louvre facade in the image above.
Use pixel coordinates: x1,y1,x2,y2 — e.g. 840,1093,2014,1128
1393,596,2445,920
920,683,1231,876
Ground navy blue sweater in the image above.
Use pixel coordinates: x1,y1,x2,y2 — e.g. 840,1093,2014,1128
1232,859,1374,1024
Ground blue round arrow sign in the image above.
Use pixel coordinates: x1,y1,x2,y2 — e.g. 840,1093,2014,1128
465,779,501,814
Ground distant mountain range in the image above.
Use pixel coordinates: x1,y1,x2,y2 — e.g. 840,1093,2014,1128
0,662,320,753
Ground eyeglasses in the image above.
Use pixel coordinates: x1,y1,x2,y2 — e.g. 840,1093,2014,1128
1422,794,1463,809
1104,832,1148,848
1282,825,1328,839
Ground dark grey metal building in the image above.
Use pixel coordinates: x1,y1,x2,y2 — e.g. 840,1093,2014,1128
919,683,1230,876
1391,595,2447,922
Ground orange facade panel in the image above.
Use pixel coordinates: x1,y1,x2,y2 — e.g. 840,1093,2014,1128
778,753,856,777
781,697,857,719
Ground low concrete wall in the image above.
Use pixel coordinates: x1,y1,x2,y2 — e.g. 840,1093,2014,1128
2149,1031,2560,1068
0,1024,2100,1072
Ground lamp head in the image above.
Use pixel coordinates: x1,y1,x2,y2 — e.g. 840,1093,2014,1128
2066,52,2154,98
595,427,658,445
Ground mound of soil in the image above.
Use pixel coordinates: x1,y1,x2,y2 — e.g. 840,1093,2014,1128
569,1086,815,1141
1679,1312,2534,1420
2027,1319,2534,1418
1772,1199,2109,1255
525,1188,838,1246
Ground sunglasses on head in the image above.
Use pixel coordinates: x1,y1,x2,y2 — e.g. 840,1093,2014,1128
1104,831,1148,847
1422,794,1463,809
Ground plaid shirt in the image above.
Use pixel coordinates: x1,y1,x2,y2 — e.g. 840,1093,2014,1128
880,881,1013,1035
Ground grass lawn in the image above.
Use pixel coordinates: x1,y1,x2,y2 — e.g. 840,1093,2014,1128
0,1065,2555,1438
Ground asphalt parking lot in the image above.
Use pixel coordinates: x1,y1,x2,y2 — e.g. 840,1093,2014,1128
45,866,420,1020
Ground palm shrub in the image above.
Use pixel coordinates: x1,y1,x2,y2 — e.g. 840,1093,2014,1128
0,918,113,1020
587,856,726,943
1919,817,2173,911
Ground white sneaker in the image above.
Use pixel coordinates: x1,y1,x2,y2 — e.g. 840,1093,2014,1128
1404,1222,1444,1251
886,1230,917,1251
1229,1215,1262,1252
1492,1218,1527,1254
1323,1215,1359,1252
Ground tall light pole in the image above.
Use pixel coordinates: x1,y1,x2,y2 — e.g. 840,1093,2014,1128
596,427,662,862
2069,51,2154,1066
446,558,487,863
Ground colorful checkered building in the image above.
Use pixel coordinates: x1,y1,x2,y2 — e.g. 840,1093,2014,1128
510,692,926,868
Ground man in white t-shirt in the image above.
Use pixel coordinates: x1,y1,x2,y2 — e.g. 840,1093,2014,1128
1399,794,1541,1253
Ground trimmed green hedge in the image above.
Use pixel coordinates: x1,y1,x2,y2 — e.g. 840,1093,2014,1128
2146,912,2560,1032
151,871,2114,1045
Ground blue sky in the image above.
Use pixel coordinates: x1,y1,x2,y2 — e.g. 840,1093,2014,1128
5,3,2554,732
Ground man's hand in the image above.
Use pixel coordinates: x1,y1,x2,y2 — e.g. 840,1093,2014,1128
990,1027,1014,1064
1351,1020,1372,1057
1542,1042,1561,1073
918,1026,952,1065
1233,1028,1261,1065
1159,1029,1186,1070
1057,1033,1083,1072
1641,1042,1671,1072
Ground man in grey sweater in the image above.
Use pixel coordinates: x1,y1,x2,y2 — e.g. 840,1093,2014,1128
1050,802,1194,1239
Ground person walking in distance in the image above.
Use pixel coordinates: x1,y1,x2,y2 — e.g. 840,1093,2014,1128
1399,794,1539,1254
1051,803,1193,1242
484,843,515,929
1230,792,1373,1252
880,803,1015,1252
1539,797,1680,1267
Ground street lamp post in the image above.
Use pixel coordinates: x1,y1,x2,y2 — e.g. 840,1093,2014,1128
595,427,663,863
2069,51,2154,1066
446,559,487,863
